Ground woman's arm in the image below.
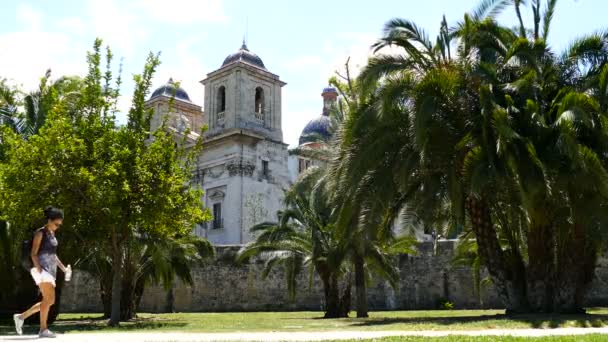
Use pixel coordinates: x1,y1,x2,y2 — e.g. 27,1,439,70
56,255,67,272
30,232,43,273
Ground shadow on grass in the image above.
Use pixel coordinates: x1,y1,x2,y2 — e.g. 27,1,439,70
348,313,608,329
0,315,187,336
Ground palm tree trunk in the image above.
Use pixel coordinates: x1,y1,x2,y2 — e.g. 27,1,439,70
526,222,554,312
466,196,529,313
324,275,340,318
553,223,594,313
339,277,352,318
323,274,351,318
121,270,136,320
354,256,368,318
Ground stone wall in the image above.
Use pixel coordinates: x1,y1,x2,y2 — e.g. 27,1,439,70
61,241,608,312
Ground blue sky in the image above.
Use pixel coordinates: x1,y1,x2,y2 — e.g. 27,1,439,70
0,0,603,146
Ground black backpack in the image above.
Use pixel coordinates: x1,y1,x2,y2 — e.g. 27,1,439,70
21,238,33,271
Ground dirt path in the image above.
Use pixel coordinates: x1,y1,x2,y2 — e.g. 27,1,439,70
2,328,608,341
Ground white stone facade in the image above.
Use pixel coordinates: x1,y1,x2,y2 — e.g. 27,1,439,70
194,45,289,245
145,45,342,245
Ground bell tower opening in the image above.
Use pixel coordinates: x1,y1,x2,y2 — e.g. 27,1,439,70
216,86,226,125
254,87,265,122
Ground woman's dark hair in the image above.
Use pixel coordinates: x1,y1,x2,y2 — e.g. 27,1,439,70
44,206,64,220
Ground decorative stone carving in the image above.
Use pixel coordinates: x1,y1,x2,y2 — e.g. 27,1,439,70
205,164,225,179
209,189,226,200
226,159,255,177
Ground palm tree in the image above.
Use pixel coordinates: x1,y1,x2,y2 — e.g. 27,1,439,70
0,71,83,139
78,233,214,320
0,79,21,135
330,73,422,317
238,167,352,318
22,71,83,138
347,0,608,313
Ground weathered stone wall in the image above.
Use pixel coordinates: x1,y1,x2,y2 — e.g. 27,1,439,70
61,241,608,312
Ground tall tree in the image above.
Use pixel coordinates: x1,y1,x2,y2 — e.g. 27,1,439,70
344,0,608,313
238,167,351,318
0,39,210,325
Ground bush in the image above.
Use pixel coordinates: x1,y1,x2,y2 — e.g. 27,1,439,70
437,298,454,310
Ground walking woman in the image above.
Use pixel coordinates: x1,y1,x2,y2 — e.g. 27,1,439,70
14,206,69,338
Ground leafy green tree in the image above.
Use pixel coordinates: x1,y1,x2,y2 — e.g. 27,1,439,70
0,39,210,325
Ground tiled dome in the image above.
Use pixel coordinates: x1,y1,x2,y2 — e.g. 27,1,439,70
150,78,191,102
299,115,331,145
222,42,266,69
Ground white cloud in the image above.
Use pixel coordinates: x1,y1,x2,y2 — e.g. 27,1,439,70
56,17,86,36
134,0,227,24
16,3,42,31
0,31,87,91
323,32,377,78
115,95,133,125
0,3,87,91
86,0,147,58
151,36,209,108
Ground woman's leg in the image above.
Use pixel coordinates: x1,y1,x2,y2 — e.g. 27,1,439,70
20,301,42,319
38,282,55,332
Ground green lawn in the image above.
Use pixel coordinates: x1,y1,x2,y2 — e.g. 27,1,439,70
2,309,608,335
337,337,608,342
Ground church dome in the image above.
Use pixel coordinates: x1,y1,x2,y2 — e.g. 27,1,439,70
222,42,266,69
150,78,191,102
323,86,338,94
299,115,331,145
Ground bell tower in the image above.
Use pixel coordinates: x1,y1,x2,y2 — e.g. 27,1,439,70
201,41,286,142
196,42,290,245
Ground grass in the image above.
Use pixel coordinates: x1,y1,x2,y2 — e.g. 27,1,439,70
335,337,608,342
2,309,608,335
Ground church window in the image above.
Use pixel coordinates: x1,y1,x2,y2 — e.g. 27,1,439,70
217,86,226,113
254,87,265,121
216,86,226,126
212,203,223,229
262,160,269,177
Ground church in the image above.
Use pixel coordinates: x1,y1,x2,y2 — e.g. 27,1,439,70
144,42,336,245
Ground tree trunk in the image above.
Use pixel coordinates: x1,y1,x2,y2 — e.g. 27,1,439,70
100,268,144,320
109,246,123,326
323,274,351,318
354,256,368,318
466,196,529,313
164,285,174,313
526,222,554,312
339,277,352,318
324,275,340,318
553,223,595,313
101,282,112,318
120,272,136,321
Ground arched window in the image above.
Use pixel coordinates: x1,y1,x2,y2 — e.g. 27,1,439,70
217,86,226,113
216,86,226,125
254,87,264,115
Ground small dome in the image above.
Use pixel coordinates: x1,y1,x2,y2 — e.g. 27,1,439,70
322,86,338,94
299,115,331,145
150,78,191,102
222,42,266,69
